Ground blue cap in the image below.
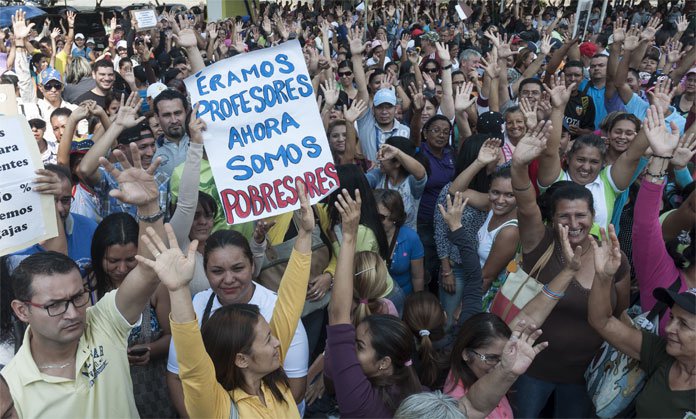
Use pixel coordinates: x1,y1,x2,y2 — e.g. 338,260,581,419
40,67,61,85
373,88,397,107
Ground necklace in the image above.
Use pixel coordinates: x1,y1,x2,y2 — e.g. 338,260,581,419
37,360,73,369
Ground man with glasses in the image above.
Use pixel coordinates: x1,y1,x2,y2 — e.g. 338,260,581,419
1,154,167,417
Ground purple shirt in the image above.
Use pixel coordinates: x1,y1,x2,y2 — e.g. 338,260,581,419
417,143,455,224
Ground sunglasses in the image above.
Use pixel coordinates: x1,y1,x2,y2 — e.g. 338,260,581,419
338,71,353,77
44,82,63,91
425,67,439,73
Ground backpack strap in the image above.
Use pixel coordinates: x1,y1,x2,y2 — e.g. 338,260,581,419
201,292,216,326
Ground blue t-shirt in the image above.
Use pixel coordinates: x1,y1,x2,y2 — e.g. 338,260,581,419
579,79,606,129
14,213,97,278
626,94,686,135
388,226,424,294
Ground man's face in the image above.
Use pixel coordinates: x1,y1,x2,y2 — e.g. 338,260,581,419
51,115,68,142
374,103,396,125
12,269,87,347
519,82,543,105
56,178,72,220
156,99,187,140
39,42,52,56
175,62,190,78
93,66,115,92
590,56,607,81
564,67,583,92
131,136,157,169
40,80,63,103
524,15,533,27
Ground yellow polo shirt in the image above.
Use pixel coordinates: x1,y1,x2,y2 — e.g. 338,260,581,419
0,291,139,418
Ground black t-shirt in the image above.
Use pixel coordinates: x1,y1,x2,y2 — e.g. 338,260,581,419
563,93,595,131
75,90,107,110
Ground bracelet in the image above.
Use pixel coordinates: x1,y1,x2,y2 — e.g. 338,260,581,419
541,285,564,300
136,208,165,223
442,64,452,70
645,170,667,178
652,154,673,159
513,181,532,192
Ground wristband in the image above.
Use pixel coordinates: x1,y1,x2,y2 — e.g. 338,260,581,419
136,208,165,223
513,181,532,192
674,166,694,188
442,64,452,70
652,154,673,159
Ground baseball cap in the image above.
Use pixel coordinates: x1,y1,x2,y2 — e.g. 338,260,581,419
370,39,383,50
653,287,696,315
477,111,504,139
116,40,128,50
421,31,440,43
373,88,397,107
75,33,85,40
86,37,95,45
70,138,94,155
28,118,46,130
687,67,696,76
40,67,61,85
146,82,167,99
117,123,154,145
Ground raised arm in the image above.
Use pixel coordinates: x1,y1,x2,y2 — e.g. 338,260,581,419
538,74,574,187
63,11,76,58
342,99,368,164
435,42,455,119
377,144,426,180
328,189,361,326
588,225,642,360
11,10,37,104
171,15,205,73
511,121,551,252
348,27,370,114
454,82,475,146
449,138,501,210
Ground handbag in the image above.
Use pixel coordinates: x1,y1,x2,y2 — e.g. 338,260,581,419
489,244,554,324
584,277,681,418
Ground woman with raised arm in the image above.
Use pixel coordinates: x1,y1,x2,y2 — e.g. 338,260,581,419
508,121,630,418
588,225,696,418
632,106,696,336
140,183,314,418
325,189,423,418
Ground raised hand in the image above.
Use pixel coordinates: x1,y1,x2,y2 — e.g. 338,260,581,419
206,22,218,40
519,97,538,130
454,81,476,112
348,26,366,55
435,41,451,62
477,138,502,165
676,15,688,33
188,103,206,144
335,188,361,237
644,105,680,157
612,17,626,43
499,320,548,376
409,82,426,111
343,99,367,123
437,191,468,232
400,32,411,50
539,34,552,55
544,73,575,108
171,15,197,48
320,80,340,108
50,27,61,40
590,225,622,279
512,120,551,166
99,143,161,206
640,16,662,41
671,133,696,170
66,10,76,28
296,181,314,233
665,41,684,64
558,224,582,271
480,55,500,78
114,93,146,129
135,224,198,292
623,26,641,51
11,10,35,40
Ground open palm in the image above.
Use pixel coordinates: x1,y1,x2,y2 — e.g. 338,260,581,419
136,225,198,292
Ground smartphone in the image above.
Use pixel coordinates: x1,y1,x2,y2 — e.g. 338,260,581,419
129,347,149,356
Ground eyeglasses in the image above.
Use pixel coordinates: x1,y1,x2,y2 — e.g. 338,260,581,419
428,126,449,136
469,349,501,366
338,71,353,77
44,82,63,91
425,67,439,73
24,290,90,317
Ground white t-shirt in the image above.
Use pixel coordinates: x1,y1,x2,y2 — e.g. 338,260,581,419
166,284,309,378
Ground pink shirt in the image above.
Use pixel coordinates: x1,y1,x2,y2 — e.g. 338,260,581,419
443,371,513,419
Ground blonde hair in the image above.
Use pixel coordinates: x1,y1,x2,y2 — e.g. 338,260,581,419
65,56,92,84
352,251,389,327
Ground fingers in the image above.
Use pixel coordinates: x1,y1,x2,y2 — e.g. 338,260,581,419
164,223,180,252
145,226,168,254
98,156,120,179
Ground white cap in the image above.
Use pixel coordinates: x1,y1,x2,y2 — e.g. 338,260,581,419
116,40,128,49
75,33,85,39
147,82,167,99
86,37,95,44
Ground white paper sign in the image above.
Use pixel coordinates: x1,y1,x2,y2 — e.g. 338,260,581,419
0,116,58,256
132,9,158,31
573,0,593,40
184,40,339,225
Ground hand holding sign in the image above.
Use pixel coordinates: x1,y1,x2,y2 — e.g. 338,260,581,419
188,103,207,144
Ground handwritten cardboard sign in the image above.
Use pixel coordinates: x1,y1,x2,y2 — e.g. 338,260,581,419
185,40,339,225
0,116,58,256
132,9,158,31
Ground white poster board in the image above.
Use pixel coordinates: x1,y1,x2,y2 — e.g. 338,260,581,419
132,9,158,31
573,0,593,40
184,40,339,225
0,116,58,256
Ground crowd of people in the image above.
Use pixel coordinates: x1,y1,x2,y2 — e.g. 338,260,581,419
0,0,694,417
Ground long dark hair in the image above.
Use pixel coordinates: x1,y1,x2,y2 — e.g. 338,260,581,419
447,313,511,391
403,292,447,388
201,304,289,404
327,165,389,259
362,315,423,413
203,229,253,270
666,182,696,269
90,213,139,299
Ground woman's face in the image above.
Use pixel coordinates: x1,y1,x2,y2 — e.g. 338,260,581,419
608,120,637,154
464,337,506,379
329,124,347,153
489,177,516,216
103,243,138,284
244,316,282,375
107,99,121,116
685,74,696,93
568,145,603,185
205,245,254,305
377,203,394,232
338,67,354,87
148,116,164,138
420,101,438,124
505,111,526,141
626,72,641,92
190,203,214,244
355,322,386,377
640,57,658,73
664,305,696,360
435,85,444,102
552,199,594,247
425,120,450,149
